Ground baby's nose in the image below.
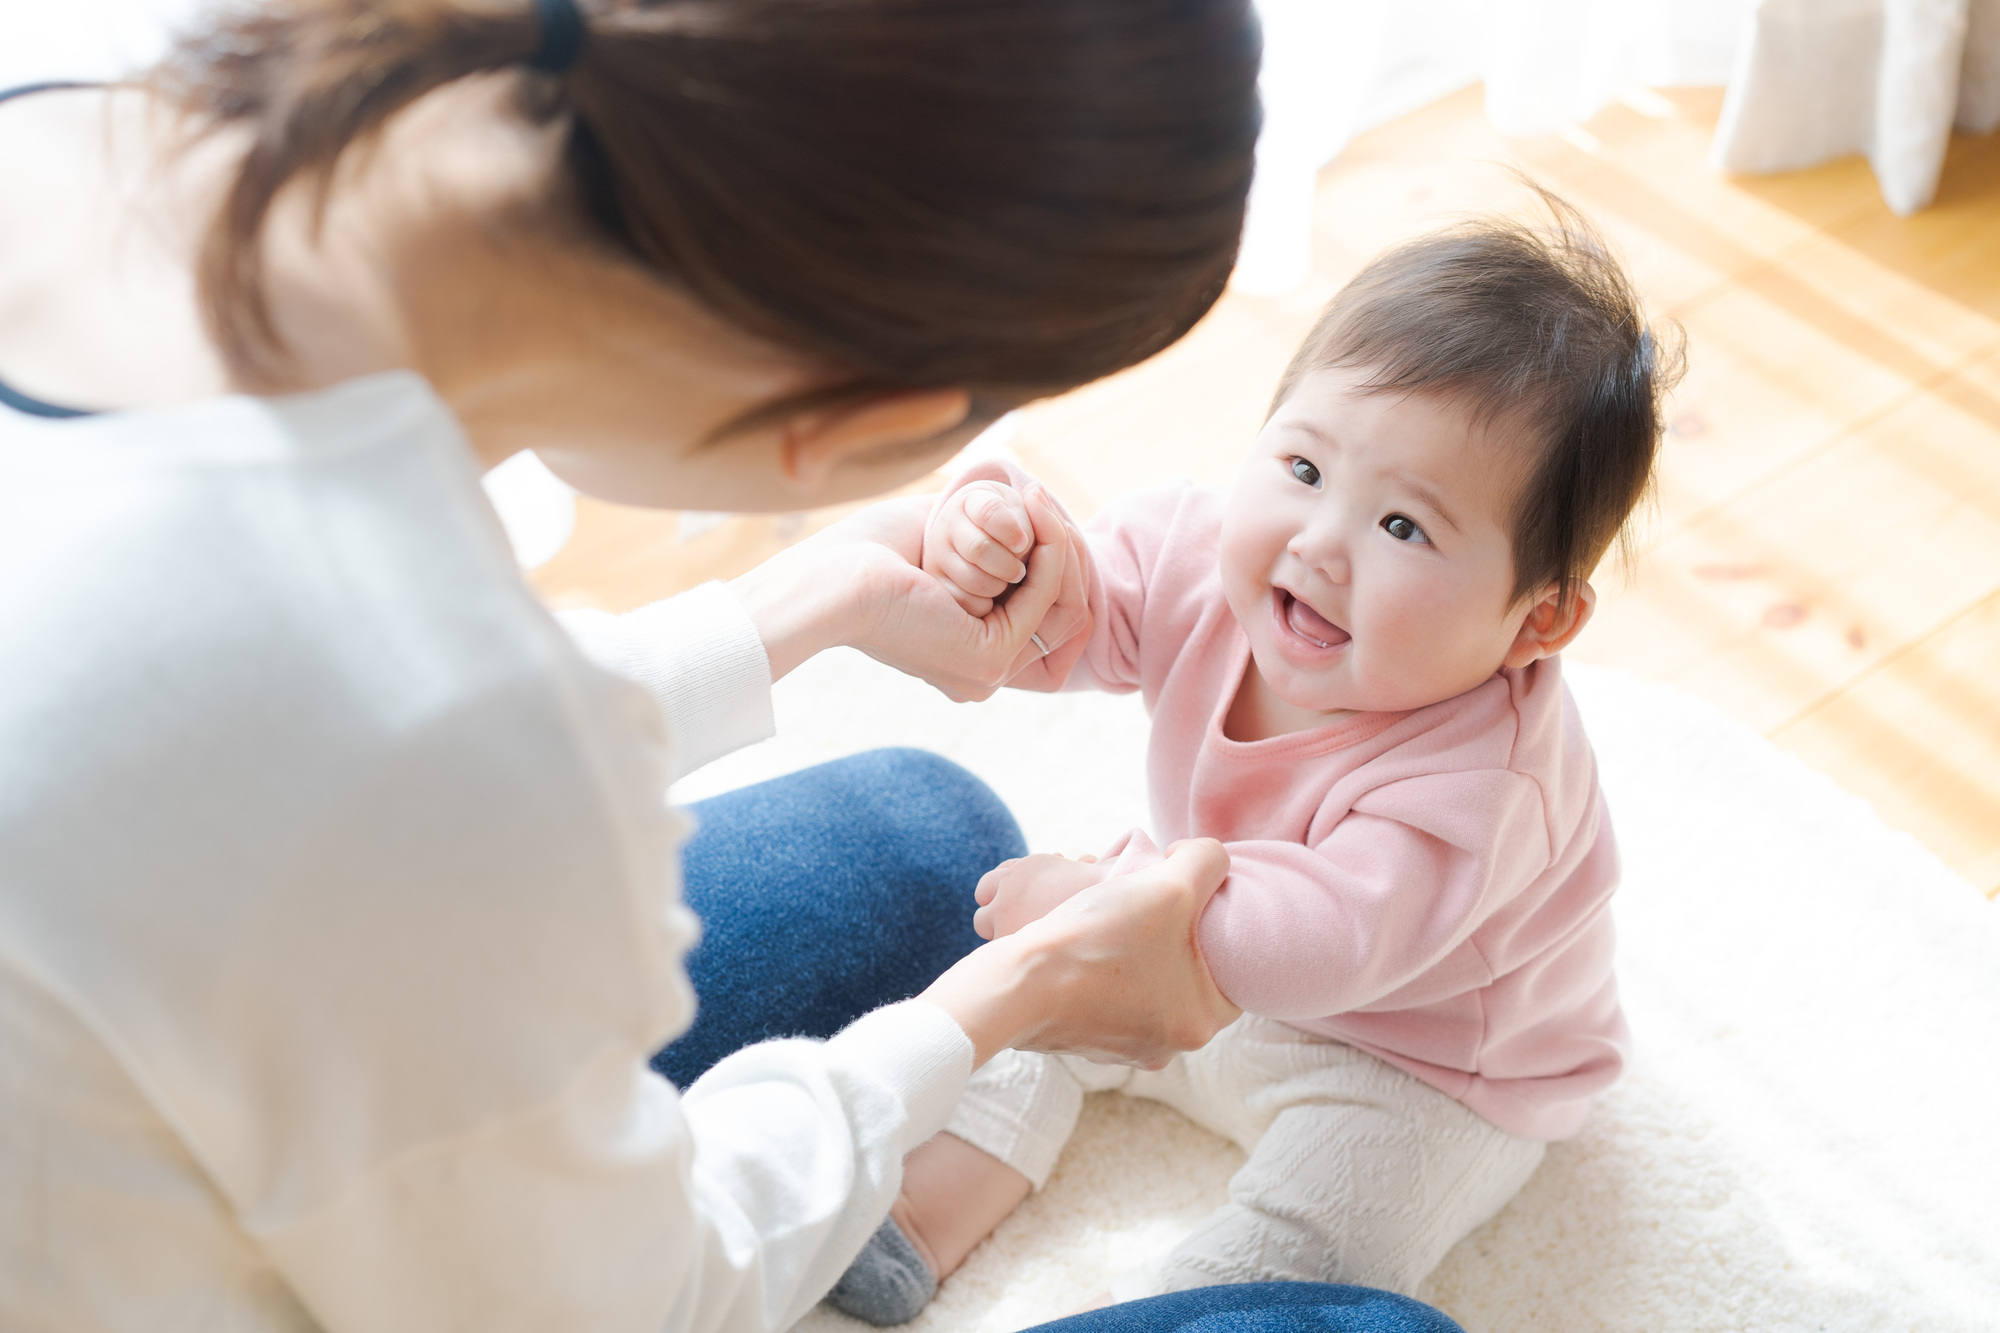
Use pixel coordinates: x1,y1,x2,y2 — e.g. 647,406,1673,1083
1289,529,1351,583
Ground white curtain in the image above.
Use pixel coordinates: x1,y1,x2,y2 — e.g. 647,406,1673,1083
0,0,199,91
1713,0,2000,215
1241,0,1999,292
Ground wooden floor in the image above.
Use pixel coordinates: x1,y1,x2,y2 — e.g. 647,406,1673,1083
533,86,2000,901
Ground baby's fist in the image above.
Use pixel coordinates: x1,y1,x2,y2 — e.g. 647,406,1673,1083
973,852,1112,940
924,481,1035,617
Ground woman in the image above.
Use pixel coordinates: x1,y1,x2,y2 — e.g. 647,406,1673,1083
0,2,1466,1330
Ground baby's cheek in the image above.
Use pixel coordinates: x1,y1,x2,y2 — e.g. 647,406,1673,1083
1354,585,1451,698
1216,514,1273,606
1368,585,1500,703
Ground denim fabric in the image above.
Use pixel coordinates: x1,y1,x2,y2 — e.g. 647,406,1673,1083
1021,1283,1466,1333
652,747,1024,1088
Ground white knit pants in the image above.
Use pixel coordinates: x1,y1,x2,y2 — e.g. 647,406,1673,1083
943,1015,1546,1297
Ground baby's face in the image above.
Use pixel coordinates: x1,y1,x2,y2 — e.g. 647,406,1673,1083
1220,366,1546,716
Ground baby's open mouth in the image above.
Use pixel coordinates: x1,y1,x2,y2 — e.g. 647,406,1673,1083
1279,590,1351,650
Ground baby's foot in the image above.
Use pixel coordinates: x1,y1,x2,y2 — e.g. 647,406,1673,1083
827,1215,937,1326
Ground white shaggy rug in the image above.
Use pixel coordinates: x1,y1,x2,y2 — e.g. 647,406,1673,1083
671,651,2000,1333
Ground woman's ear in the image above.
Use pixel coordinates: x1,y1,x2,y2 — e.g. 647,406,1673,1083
779,388,973,491
1503,579,1596,669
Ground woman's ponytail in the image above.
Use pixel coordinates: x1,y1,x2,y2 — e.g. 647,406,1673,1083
156,0,565,368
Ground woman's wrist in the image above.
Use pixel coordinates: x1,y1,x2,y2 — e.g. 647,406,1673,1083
728,537,870,682
918,935,1053,1069
921,838,1239,1072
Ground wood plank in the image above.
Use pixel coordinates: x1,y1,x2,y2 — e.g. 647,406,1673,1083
1577,357,2000,732
1771,587,2000,897
1012,317,1302,515
1808,127,2000,328
1638,282,1938,536
1006,84,1793,522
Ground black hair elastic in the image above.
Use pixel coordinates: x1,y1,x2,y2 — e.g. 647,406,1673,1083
528,0,587,73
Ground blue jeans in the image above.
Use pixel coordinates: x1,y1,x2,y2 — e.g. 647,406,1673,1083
1023,1283,1465,1332
653,748,1019,1088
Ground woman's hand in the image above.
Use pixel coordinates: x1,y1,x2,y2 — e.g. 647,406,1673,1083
729,486,1086,701
921,839,1241,1070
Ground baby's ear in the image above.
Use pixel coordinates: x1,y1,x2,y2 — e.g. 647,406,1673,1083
1502,580,1596,669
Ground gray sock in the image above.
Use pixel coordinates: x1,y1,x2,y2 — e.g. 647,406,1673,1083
827,1216,938,1326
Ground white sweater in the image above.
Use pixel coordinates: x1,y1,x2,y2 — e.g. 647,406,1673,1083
0,372,973,1333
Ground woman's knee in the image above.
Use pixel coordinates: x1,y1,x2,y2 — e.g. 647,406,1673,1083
678,747,1020,958
826,747,1027,881
684,748,1022,875
660,749,1022,1083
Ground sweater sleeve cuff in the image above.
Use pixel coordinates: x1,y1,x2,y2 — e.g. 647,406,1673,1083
826,999,976,1153
558,582,775,782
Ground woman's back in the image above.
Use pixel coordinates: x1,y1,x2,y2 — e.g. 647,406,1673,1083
0,374,699,1329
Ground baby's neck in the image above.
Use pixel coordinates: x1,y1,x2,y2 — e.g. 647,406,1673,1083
1222,660,1350,743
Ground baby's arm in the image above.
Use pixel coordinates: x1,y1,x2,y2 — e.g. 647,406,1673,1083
1198,774,1552,1018
975,772,1549,1018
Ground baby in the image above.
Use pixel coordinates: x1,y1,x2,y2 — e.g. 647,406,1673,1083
830,205,1681,1323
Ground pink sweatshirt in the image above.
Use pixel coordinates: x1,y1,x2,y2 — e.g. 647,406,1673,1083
947,464,1629,1140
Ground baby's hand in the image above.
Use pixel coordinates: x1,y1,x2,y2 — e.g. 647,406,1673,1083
924,481,1037,618
973,853,1113,940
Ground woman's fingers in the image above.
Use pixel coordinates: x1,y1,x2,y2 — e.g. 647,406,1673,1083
1159,837,1232,911
811,485,1074,702
1005,837,1237,1067
919,838,1237,1070
1040,525,1090,648
975,486,1068,657
1159,840,1239,1056
998,519,1092,685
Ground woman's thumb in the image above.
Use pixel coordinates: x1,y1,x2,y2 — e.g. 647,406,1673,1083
1162,837,1232,910
986,486,1067,644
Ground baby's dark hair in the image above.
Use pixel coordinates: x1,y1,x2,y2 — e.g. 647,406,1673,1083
1270,190,1684,611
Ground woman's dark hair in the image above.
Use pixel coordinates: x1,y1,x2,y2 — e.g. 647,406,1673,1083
152,0,1261,408
1269,189,1685,611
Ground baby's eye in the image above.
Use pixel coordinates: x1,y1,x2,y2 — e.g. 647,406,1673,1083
1381,514,1430,545
1289,458,1321,487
